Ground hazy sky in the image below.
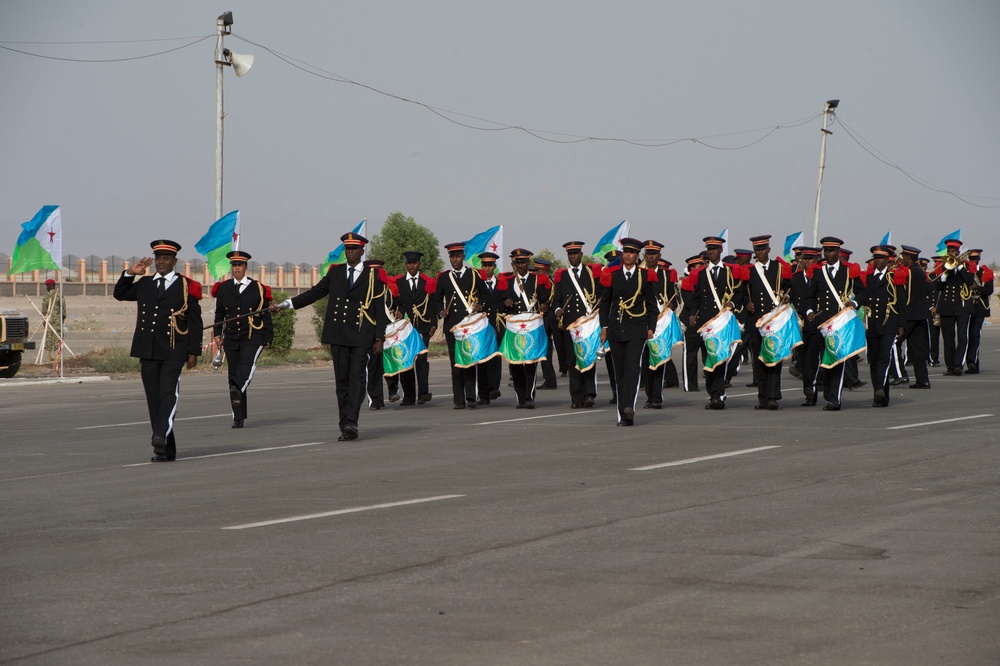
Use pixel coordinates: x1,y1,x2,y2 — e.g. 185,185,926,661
2,0,998,267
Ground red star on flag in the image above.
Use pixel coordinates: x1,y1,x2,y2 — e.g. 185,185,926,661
765,325,772,332
574,330,581,338
519,323,528,330
232,232,239,244
489,242,499,252
393,335,400,341
47,230,56,244
706,327,713,333
462,328,469,335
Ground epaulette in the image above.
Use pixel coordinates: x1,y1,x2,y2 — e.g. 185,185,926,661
262,284,273,301
646,269,658,283
848,263,862,279
981,266,994,282
536,274,552,289
423,275,437,294
180,275,203,300
776,256,793,280
682,265,706,292
599,265,622,288
891,265,909,286
668,268,678,283
384,274,401,298
587,263,604,280
496,274,509,291
553,267,566,283
210,280,225,298
805,262,821,279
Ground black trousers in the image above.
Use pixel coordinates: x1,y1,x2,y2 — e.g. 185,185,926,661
554,324,570,374
663,360,679,387
140,358,185,457
609,338,645,421
968,313,986,369
445,331,477,405
224,339,265,421
539,328,558,387
366,349,385,408
605,354,617,398
748,328,782,404
399,329,432,402
683,328,702,392
901,319,930,385
929,320,941,363
939,313,970,372
641,346,664,406
476,330,503,401
802,328,824,397
511,362,538,405
331,343,369,432
563,329,597,405
867,330,895,406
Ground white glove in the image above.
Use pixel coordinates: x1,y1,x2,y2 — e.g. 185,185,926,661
276,299,293,310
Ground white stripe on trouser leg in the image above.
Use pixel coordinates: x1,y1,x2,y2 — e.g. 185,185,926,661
889,342,901,378
241,346,264,393
833,363,845,404
681,341,690,391
166,377,180,437
365,352,373,407
626,342,645,416
958,319,970,368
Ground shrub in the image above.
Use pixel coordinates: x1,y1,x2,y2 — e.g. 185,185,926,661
269,291,296,356
87,347,141,373
311,296,328,345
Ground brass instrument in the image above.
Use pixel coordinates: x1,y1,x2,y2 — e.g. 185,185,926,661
943,250,971,272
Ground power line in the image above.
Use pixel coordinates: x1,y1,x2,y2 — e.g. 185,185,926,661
834,116,1000,208
0,35,213,63
233,32,821,149
0,36,211,44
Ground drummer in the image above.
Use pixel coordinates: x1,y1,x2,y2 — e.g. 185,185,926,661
743,234,792,410
552,241,600,408
432,241,485,409
501,248,552,409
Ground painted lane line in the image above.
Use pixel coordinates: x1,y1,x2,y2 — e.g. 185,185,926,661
886,414,994,430
78,414,231,430
474,410,607,426
223,494,466,530
122,442,326,467
629,445,781,471
724,392,758,398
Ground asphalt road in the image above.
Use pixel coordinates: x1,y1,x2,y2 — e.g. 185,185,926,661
2,329,998,665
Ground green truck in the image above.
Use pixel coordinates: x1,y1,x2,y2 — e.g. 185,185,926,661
0,309,36,378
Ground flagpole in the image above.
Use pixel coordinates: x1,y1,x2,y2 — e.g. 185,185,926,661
812,99,839,245
58,278,64,378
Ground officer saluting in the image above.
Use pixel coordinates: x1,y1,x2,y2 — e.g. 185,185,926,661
212,250,273,428
272,232,389,441
114,240,203,462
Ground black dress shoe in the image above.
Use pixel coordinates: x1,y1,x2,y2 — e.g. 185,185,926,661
341,425,358,440
488,390,501,400
929,360,940,367
849,381,867,390
516,403,526,409
909,383,931,389
560,371,568,377
643,400,653,408
801,399,817,406
710,399,725,410
622,407,635,420
823,402,841,411
583,396,595,408
538,383,557,390
400,400,415,406
609,396,618,404
151,435,167,453
524,400,535,409
150,453,173,462
369,404,382,410
872,401,886,408
477,399,491,406
966,368,980,375
890,377,909,386
648,402,663,409
766,400,779,411
231,419,244,428
789,367,803,379
746,381,758,387
617,420,633,427
229,386,243,407
467,399,478,409
571,403,582,409
453,404,466,410
874,389,885,402
754,404,766,410
418,393,433,404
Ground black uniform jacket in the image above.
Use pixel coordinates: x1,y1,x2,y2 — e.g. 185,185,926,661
212,279,273,346
292,264,389,347
900,263,932,321
114,272,203,361
745,260,791,321
433,267,485,332
681,263,745,330
599,266,659,342
552,264,601,329
933,262,976,317
501,271,552,316
805,261,862,324
393,273,437,334
855,267,908,335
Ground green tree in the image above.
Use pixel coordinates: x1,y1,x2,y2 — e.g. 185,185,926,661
267,291,296,356
368,212,443,277
533,247,565,270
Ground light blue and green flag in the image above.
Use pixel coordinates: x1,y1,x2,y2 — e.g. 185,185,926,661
757,303,803,366
452,313,500,368
783,231,803,262
648,309,684,369
698,309,741,370
935,229,961,254
500,313,548,364
463,225,503,269
321,219,366,274
819,307,867,368
8,205,62,275
566,311,604,372
195,210,240,279
382,317,427,377
594,220,629,263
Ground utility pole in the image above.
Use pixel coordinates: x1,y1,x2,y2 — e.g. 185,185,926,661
812,99,839,245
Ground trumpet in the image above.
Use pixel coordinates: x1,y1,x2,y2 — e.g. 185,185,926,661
943,250,971,272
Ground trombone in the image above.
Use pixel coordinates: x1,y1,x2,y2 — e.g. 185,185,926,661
943,250,971,272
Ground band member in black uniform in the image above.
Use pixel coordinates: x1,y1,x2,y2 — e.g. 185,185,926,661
393,251,437,405
898,245,933,389
727,248,754,386
599,237,659,425
639,240,675,409
552,241,601,409
433,242,485,409
682,236,745,409
743,235,792,410
932,239,976,376
532,257,560,390
602,249,621,403
965,249,994,374
657,259,681,389
212,250,273,428
789,247,820,383
114,240,203,462
272,232,388,441
680,254,708,392
928,255,945,366
855,245,907,407
363,258,392,410
474,252,506,405
501,248,552,408
839,247,866,391
804,236,863,411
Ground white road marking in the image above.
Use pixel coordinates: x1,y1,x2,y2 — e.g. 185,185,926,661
77,414,230,430
222,494,466,530
724,392,758,398
474,410,607,426
629,445,781,471
885,414,994,430
122,442,326,467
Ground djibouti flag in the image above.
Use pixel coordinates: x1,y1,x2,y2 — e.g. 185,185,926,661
500,313,548,364
195,210,240,279
594,220,629,263
566,311,604,372
382,317,427,377
647,309,683,369
756,303,802,366
452,313,499,368
698,309,741,370
819,307,867,368
8,205,62,275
